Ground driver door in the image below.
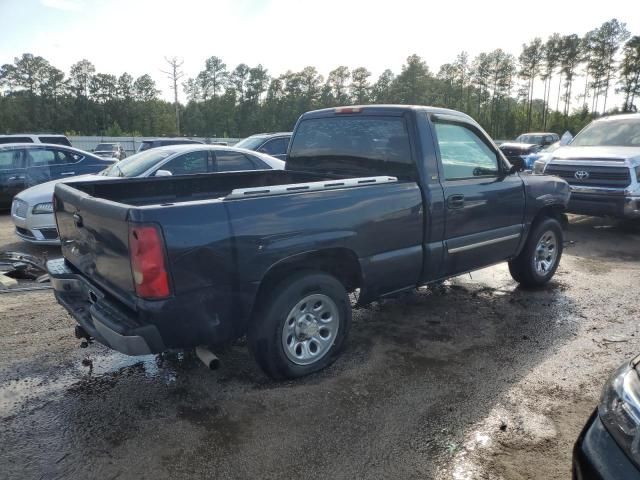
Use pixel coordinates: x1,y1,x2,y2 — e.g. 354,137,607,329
432,116,525,276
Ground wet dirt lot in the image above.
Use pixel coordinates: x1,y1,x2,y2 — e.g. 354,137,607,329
1,212,639,479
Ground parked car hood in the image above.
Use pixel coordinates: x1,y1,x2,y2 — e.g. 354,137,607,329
551,146,640,163
14,174,110,204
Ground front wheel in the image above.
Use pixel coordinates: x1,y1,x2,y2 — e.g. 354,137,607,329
509,217,563,288
248,271,351,379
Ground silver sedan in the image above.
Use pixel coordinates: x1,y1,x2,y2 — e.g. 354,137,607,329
11,144,285,245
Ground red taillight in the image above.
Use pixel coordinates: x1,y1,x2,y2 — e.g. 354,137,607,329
129,224,170,299
335,107,362,114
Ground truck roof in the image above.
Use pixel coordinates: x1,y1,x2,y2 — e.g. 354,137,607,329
301,104,475,121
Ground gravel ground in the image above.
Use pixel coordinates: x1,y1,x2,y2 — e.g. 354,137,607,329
0,212,639,479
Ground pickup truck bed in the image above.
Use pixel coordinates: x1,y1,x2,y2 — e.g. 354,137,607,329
49,105,570,379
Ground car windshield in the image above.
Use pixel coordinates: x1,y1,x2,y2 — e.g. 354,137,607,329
100,149,174,177
234,135,268,150
95,143,115,151
571,118,640,147
515,135,545,144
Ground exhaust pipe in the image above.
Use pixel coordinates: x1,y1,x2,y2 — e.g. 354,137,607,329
196,346,220,370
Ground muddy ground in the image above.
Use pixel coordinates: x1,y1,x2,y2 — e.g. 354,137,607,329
0,212,639,479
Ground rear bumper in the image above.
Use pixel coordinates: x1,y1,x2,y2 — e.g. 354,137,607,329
47,258,165,355
567,191,640,219
573,410,640,479
47,257,244,355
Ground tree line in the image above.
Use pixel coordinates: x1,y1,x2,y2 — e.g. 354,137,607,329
1,18,639,140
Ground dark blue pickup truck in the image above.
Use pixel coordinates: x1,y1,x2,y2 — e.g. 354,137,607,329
48,105,570,379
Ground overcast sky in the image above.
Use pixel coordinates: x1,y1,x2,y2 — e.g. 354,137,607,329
1,0,638,106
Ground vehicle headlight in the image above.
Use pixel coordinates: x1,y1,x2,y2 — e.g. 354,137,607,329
533,159,547,175
32,202,54,214
599,360,640,467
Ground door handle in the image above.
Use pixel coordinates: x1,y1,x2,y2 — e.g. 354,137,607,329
447,194,465,209
60,172,76,176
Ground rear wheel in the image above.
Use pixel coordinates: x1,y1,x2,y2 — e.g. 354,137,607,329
509,217,563,287
248,271,351,379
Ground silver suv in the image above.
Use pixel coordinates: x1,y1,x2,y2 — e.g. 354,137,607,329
536,114,640,219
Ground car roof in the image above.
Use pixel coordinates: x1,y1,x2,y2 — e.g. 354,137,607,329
593,113,640,122
302,104,476,122
149,144,272,154
247,132,292,137
0,133,68,137
0,143,94,155
518,132,556,136
142,138,203,142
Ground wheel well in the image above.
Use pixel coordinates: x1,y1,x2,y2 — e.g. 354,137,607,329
532,205,568,229
252,249,362,309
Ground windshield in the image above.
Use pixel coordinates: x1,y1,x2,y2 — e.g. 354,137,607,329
515,135,545,145
234,135,268,150
95,143,115,151
100,149,174,177
571,118,640,147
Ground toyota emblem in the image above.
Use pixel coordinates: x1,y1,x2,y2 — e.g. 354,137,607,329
574,170,589,180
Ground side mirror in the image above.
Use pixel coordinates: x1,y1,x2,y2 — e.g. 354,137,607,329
155,169,172,177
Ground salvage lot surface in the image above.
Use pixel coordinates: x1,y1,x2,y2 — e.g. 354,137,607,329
1,212,639,479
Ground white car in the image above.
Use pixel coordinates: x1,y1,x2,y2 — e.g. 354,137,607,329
11,144,285,245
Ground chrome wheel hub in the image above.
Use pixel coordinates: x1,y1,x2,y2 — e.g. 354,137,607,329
534,230,558,276
282,293,339,366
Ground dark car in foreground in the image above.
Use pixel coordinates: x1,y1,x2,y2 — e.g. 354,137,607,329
234,132,291,160
48,105,569,379
136,137,203,152
0,143,115,208
574,355,640,479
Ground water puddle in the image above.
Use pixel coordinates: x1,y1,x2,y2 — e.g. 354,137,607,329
0,349,197,417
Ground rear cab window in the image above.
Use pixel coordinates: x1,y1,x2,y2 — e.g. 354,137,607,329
288,115,416,179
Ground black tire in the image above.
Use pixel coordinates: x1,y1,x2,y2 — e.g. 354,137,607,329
248,271,351,379
509,217,563,288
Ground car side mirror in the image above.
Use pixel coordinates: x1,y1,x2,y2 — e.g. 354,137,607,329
155,169,172,177
507,163,518,175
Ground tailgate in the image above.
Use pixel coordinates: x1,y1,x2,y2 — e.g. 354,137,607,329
54,183,135,302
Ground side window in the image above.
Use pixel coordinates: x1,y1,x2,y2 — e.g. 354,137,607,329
260,138,288,155
27,148,57,167
215,151,258,172
0,150,24,169
161,151,209,175
28,148,80,166
433,122,499,180
56,150,83,164
245,154,269,170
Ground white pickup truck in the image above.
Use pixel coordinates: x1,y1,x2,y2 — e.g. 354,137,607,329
535,114,640,219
